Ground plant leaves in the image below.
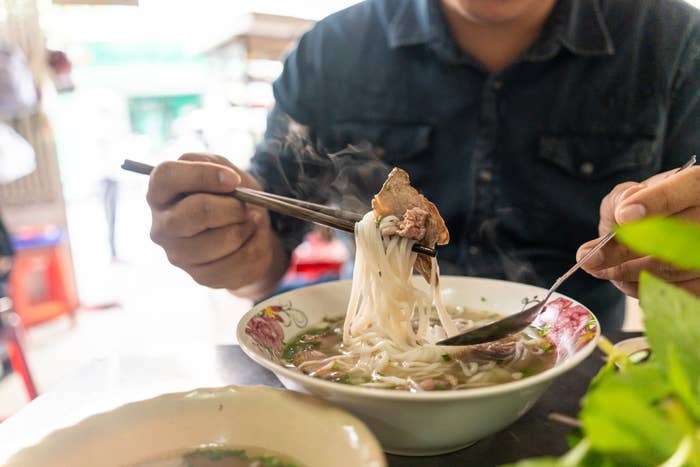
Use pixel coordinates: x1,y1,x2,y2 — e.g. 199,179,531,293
583,361,671,405
667,344,700,422
615,217,700,270
640,272,700,389
581,386,681,465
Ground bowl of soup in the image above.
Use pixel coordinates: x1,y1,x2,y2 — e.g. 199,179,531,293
3,386,386,467
237,276,600,456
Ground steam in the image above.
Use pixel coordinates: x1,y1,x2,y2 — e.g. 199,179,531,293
252,109,543,288
479,211,542,286
252,108,391,214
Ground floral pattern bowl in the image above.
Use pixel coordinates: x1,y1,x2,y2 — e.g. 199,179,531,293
238,276,600,456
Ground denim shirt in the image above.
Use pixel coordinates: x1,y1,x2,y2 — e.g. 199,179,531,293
250,0,700,330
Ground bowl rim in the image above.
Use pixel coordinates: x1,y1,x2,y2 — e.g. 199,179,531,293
237,275,601,401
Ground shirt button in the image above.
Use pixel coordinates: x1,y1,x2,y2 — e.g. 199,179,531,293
580,161,595,176
468,246,481,255
478,169,493,182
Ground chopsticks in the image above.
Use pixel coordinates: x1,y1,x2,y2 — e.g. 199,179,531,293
121,159,437,257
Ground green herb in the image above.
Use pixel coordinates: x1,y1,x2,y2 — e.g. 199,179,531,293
376,215,383,227
441,354,452,362
185,448,246,462
539,342,553,353
586,318,597,331
505,218,700,467
385,184,392,191
282,326,331,361
615,217,700,270
261,455,299,467
521,368,534,377
184,448,298,467
480,296,487,302
537,326,551,337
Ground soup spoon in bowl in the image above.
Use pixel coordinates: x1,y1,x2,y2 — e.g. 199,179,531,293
437,155,697,347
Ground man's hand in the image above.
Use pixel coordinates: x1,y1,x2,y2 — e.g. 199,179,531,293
577,166,700,297
147,153,288,300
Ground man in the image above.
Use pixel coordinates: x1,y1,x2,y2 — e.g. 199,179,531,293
146,0,700,330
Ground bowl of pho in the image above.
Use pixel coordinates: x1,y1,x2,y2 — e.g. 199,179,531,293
238,168,600,456
3,386,386,467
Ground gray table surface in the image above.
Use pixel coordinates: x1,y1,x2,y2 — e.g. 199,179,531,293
0,332,637,466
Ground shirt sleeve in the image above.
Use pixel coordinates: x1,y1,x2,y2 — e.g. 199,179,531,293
247,24,334,260
663,32,700,170
272,29,322,126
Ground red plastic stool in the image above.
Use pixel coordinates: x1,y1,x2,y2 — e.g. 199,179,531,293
8,225,77,327
0,297,38,400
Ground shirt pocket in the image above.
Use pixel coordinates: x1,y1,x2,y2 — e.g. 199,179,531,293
529,133,659,240
537,134,657,182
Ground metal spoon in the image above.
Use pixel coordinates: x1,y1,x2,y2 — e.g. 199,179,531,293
437,155,697,346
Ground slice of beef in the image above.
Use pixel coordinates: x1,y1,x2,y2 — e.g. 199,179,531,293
371,168,449,281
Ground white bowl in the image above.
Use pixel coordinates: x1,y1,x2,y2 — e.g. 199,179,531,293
3,385,387,467
237,276,600,456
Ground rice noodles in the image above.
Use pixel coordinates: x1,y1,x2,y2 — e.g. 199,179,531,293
343,212,456,360
284,212,557,391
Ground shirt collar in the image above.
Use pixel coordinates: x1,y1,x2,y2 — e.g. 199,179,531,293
387,0,615,59
538,0,615,59
386,0,435,49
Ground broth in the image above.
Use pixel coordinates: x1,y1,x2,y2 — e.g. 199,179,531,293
134,447,302,467
283,307,557,391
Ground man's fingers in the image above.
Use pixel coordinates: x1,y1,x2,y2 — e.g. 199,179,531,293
577,236,639,271
615,166,700,224
163,222,257,267
178,153,234,167
589,256,700,283
613,278,700,297
582,205,700,272
187,228,274,289
147,160,241,208
672,278,700,296
598,182,643,234
151,193,248,240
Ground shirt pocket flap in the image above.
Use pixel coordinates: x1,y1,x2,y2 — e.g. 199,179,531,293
538,135,655,181
326,123,431,162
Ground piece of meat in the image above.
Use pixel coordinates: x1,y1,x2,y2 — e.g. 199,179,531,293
292,349,326,366
396,207,428,241
372,168,449,246
453,339,517,363
372,168,449,281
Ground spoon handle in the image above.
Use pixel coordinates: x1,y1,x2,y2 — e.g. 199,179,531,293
545,231,615,298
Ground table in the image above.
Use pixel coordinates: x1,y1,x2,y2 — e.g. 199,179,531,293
0,331,638,466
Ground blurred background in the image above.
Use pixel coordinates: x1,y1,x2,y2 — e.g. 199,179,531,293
0,0,357,418
0,0,698,419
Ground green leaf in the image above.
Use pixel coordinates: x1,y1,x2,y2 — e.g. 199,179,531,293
580,369,681,465
640,272,700,387
585,362,671,405
666,344,700,421
615,217,700,270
